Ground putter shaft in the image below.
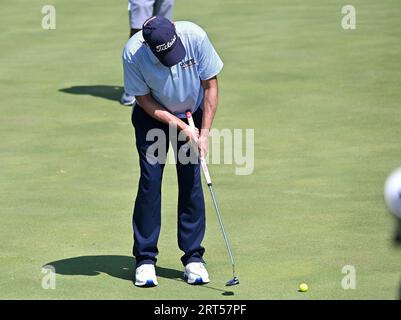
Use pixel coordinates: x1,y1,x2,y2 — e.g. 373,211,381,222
208,184,237,279
185,110,238,282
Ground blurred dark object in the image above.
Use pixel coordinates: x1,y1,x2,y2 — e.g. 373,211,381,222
394,218,401,245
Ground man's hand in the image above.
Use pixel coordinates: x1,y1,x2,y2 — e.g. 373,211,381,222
182,125,200,145
198,131,209,159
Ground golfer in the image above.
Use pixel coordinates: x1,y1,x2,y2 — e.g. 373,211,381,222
122,16,223,286
128,0,174,37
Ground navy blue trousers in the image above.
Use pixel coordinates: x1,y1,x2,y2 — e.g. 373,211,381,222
131,104,206,267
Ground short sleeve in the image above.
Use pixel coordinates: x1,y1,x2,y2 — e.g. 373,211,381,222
122,55,150,96
196,35,224,80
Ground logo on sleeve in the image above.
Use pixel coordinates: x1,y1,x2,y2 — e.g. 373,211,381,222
180,58,196,69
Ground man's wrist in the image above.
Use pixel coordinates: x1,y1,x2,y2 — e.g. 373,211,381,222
200,128,210,137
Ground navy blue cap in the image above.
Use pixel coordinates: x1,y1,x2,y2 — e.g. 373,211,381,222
142,16,186,67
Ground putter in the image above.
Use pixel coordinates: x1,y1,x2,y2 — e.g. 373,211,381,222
185,111,239,287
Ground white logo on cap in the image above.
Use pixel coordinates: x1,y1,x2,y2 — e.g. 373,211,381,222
155,35,176,53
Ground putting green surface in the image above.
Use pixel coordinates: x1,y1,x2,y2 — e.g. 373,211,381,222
1,0,401,299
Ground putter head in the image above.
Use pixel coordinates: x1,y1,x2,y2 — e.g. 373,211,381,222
226,277,239,286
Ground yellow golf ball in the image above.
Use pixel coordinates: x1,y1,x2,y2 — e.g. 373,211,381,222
299,283,308,292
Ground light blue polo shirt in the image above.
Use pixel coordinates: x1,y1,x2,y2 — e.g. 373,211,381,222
122,21,224,118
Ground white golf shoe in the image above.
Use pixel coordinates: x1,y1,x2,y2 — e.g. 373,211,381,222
184,262,210,284
134,264,158,287
120,91,136,106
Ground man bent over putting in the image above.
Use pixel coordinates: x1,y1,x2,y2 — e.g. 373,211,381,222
122,16,223,286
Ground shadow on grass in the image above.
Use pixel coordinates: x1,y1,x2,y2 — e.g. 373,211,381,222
59,85,123,102
44,255,235,296
45,255,182,282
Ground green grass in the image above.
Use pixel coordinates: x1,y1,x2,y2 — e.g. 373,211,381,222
1,0,401,299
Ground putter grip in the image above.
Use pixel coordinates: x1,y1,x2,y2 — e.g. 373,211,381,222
185,111,212,186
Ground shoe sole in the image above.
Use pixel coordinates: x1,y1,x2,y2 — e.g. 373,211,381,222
134,279,158,287
184,273,210,285
120,101,135,106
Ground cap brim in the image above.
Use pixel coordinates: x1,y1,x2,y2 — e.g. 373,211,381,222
157,37,186,67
